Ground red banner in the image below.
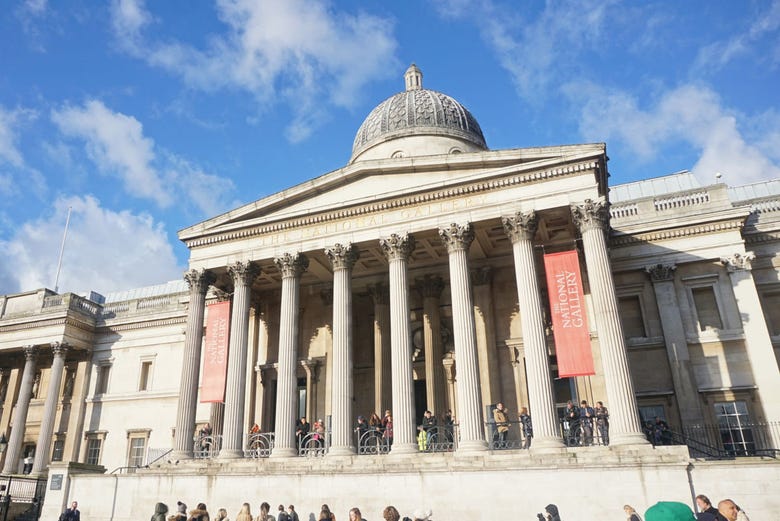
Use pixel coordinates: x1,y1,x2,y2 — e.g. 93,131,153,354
543,250,595,377
201,301,231,403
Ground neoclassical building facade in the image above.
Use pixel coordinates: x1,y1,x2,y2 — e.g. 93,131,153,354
1,65,779,519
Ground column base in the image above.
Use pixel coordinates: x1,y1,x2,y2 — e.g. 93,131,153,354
609,432,651,447
389,442,418,455
217,449,245,459
326,446,356,457
270,447,298,458
456,439,488,453
530,436,565,449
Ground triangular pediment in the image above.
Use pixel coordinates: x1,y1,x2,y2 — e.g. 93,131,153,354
179,143,606,242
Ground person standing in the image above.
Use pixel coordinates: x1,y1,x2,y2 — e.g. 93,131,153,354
564,400,580,446
579,400,595,446
519,406,533,449
717,500,739,521
623,505,641,521
295,417,310,450
492,402,510,448
695,495,719,518
287,506,299,521
421,410,436,446
594,401,609,445
60,501,80,521
276,505,289,521
152,503,169,521
382,411,393,447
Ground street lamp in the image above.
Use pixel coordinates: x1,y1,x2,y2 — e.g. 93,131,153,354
0,434,7,454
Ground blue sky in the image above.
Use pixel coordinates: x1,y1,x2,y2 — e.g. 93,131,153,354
1,0,779,296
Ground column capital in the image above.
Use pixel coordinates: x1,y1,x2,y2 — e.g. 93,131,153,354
571,197,610,233
325,243,359,270
184,268,216,295
416,275,445,298
379,233,416,262
23,345,39,361
227,261,261,286
50,341,69,358
502,210,538,243
645,263,677,283
274,252,309,279
300,359,321,382
439,222,474,253
367,283,390,306
721,252,755,272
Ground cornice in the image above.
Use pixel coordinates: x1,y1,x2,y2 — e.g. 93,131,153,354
0,316,95,334
97,316,187,333
610,219,744,248
185,160,600,249
744,230,780,245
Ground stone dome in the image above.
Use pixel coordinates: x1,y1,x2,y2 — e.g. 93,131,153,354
350,64,488,163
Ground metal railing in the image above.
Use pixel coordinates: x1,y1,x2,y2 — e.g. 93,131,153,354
245,432,274,459
417,425,458,453
646,421,780,459
0,476,46,503
356,428,391,455
194,434,222,459
559,419,610,447
298,431,329,457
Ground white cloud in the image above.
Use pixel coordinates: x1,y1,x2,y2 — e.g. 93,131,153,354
694,0,780,73
0,106,26,167
568,82,780,184
0,195,183,295
433,0,616,103
52,100,172,207
110,0,399,140
51,99,237,216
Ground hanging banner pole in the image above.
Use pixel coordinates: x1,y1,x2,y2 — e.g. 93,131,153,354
543,250,595,377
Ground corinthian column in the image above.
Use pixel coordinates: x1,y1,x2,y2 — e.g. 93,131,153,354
173,268,215,460
220,261,261,458
325,243,359,456
3,345,38,474
439,223,487,452
645,264,705,426
721,253,780,445
271,252,309,457
31,342,69,475
380,233,418,454
367,283,391,417
571,198,646,445
502,211,563,447
416,275,448,419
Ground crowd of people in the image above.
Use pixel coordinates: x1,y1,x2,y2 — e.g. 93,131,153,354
533,496,751,521
561,399,610,446
148,501,434,521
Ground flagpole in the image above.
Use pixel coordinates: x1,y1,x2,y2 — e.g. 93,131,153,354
53,206,72,294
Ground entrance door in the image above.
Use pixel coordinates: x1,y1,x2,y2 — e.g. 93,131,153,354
414,380,427,426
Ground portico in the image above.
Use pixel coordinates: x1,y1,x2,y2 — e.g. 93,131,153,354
172,133,647,458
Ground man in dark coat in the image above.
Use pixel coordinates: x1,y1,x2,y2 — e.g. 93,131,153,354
60,501,80,521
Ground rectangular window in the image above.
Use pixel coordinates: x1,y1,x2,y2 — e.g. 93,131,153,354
638,405,666,425
714,401,755,456
761,291,780,336
51,439,65,462
139,361,153,391
96,365,111,395
85,438,102,465
128,437,146,468
692,286,723,330
619,295,646,338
